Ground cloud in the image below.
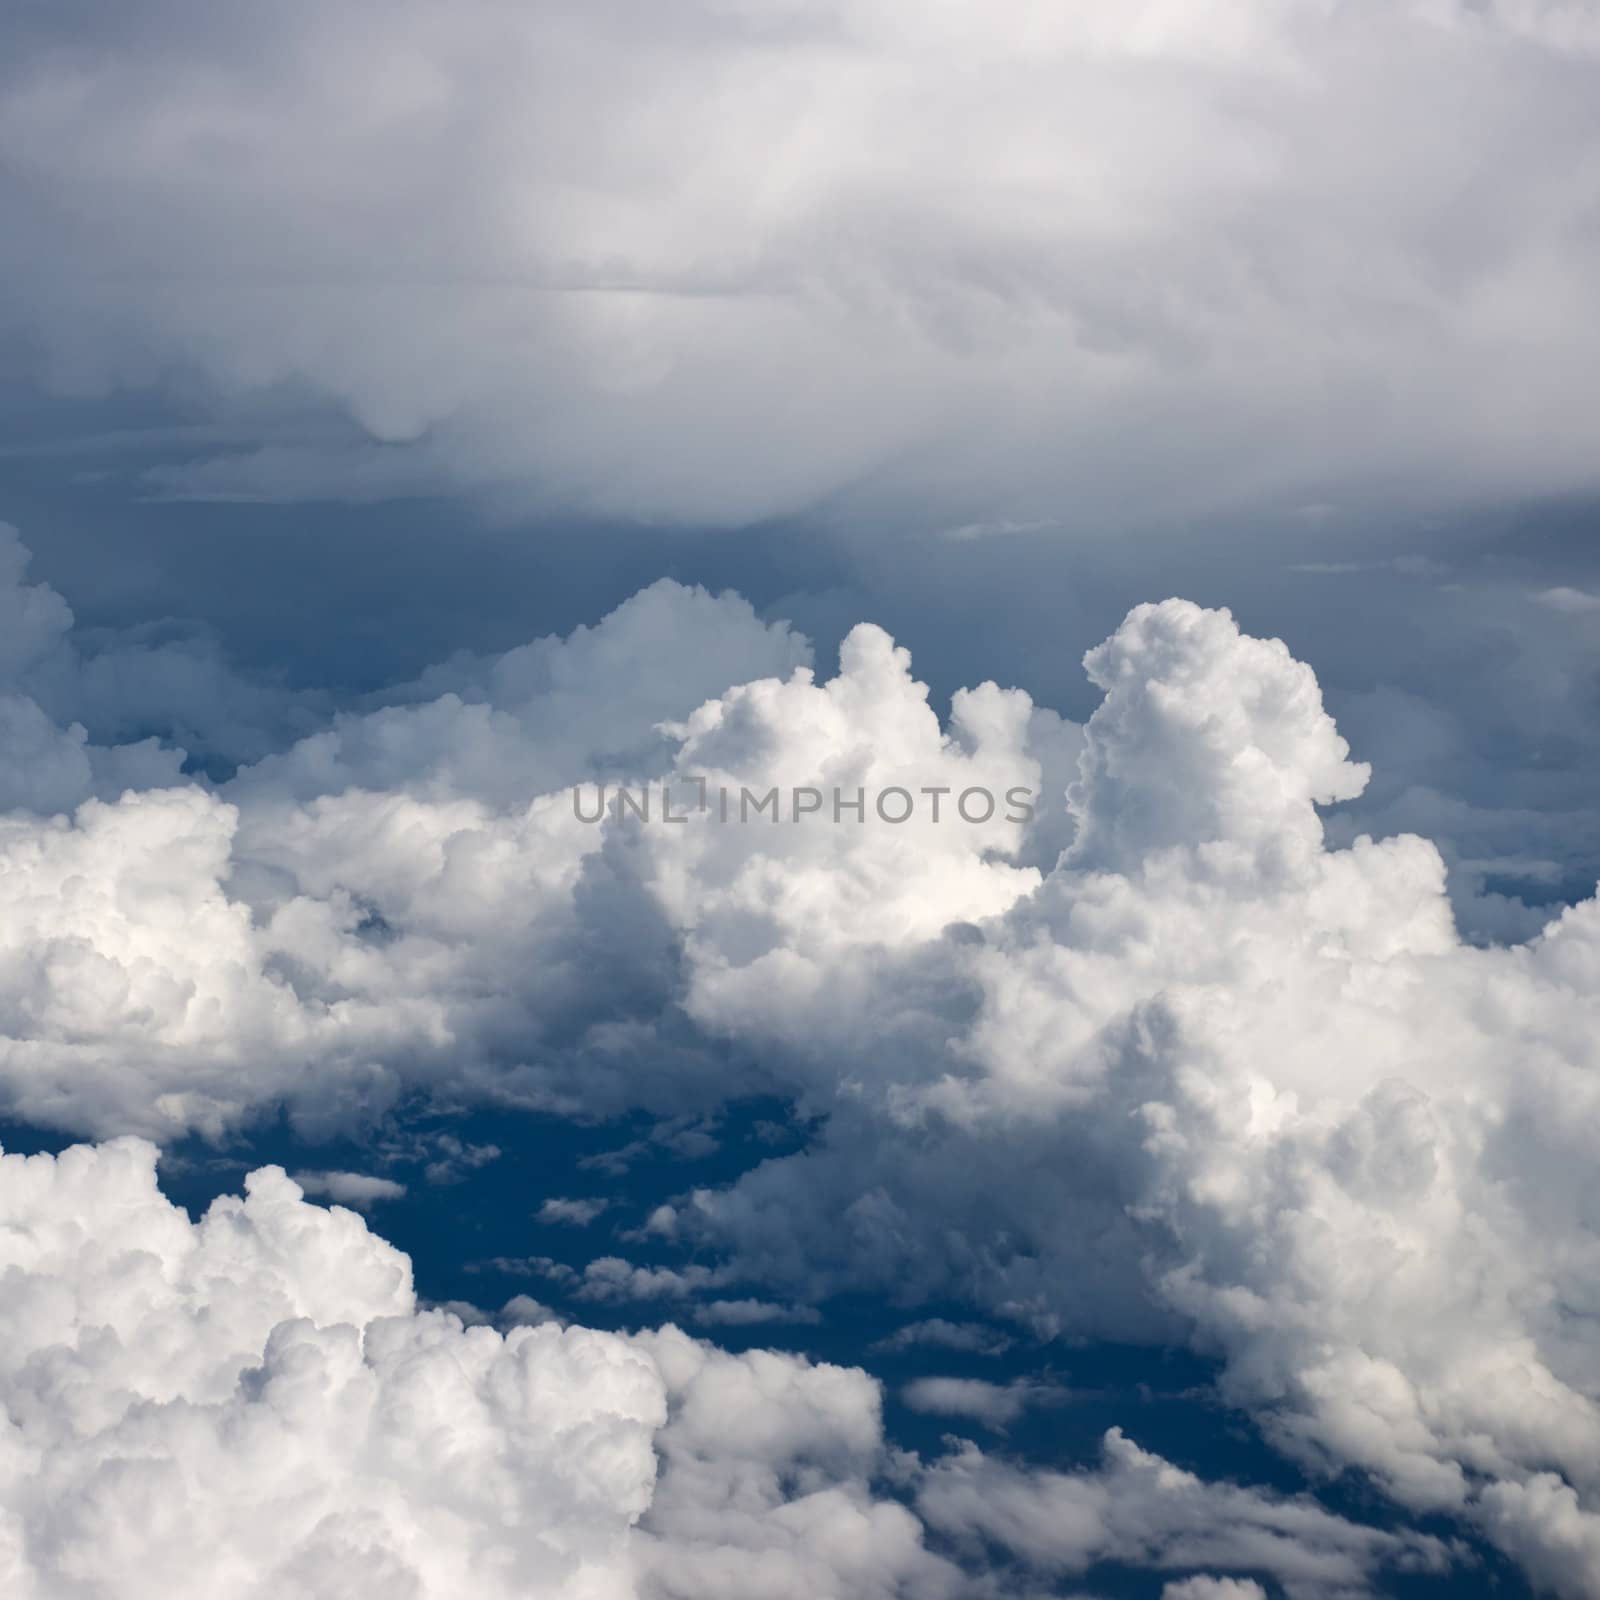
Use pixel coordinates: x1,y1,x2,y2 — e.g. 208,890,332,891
538,1196,611,1226
873,1320,1014,1358
420,1135,502,1185
642,596,1600,1590
0,523,322,776
1,1136,1417,1599
1,526,1599,1589
0,1136,950,1600
918,1429,1449,1600
1534,585,1600,616
1161,1580,1269,1600
292,1169,408,1207
6,4,1600,527
900,1376,1060,1432
687,1299,822,1329
588,1260,719,1301
0,1137,664,1599
0,523,191,813
631,1325,968,1600
0,532,810,1138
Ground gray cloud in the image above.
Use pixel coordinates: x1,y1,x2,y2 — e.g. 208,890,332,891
919,1429,1450,1600
900,1375,1063,1432
291,1168,407,1206
5,3,1600,529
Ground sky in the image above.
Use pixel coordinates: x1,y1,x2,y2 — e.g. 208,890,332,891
2,3,1600,1597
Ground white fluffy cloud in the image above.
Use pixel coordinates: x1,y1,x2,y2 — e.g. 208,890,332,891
0,1137,943,1600
0,529,810,1135
632,1327,965,1600
1,523,1598,1590
635,597,1600,1589
3,1138,1409,1600
0,1137,664,1599
6,3,1600,526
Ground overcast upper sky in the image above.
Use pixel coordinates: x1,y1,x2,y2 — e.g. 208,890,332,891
6,0,1600,530
2,5,1599,1599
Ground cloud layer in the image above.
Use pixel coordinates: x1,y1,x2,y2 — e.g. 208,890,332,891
7,1,1600,525
1,1137,1448,1599
0,520,1597,1591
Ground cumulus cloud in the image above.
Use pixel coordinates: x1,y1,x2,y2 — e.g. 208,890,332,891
0,1137,952,1600
6,3,1600,527
631,1326,966,1600
638,596,1600,1590
0,1137,664,1599
0,523,1598,1590
0,530,810,1136
1,1137,1406,1600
